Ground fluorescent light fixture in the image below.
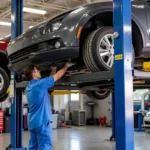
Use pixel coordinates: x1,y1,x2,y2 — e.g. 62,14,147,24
5,34,11,37
29,26,34,29
0,21,11,26
23,7,47,15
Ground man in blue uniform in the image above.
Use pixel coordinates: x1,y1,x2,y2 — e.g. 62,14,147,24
24,63,73,150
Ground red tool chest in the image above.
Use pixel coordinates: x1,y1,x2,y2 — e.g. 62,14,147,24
0,110,4,132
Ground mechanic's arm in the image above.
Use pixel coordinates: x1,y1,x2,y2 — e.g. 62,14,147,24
50,67,57,76
53,64,70,81
37,63,74,89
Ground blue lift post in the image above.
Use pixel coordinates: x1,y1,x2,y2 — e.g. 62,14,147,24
110,92,115,141
113,0,134,150
6,0,26,150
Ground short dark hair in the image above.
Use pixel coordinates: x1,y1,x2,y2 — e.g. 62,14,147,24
24,65,35,81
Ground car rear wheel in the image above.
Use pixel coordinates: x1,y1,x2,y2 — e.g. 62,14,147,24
83,26,135,72
86,90,110,100
0,67,9,98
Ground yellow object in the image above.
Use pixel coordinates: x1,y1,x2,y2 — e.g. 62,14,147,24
76,26,83,39
115,54,123,60
51,90,82,95
143,62,150,72
23,90,82,95
11,75,14,79
6,87,10,94
133,81,145,84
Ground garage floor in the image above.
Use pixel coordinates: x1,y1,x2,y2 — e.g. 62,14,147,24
0,126,150,150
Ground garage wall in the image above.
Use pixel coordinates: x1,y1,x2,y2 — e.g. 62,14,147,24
0,97,10,110
53,95,69,111
69,94,91,120
94,94,112,123
1,93,112,123
53,95,70,121
0,94,28,110
68,94,112,122
79,94,112,123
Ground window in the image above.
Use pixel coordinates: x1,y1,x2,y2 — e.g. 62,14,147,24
70,91,79,101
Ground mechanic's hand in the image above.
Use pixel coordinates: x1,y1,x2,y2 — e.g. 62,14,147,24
50,66,57,76
65,62,75,68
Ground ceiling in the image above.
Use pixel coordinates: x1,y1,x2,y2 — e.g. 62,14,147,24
0,0,110,39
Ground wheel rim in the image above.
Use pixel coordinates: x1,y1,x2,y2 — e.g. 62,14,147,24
95,91,108,96
99,34,114,68
0,73,4,91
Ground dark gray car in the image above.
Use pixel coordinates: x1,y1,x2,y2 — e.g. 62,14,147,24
7,1,150,99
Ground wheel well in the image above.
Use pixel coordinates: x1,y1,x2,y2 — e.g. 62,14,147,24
0,53,10,75
79,11,143,57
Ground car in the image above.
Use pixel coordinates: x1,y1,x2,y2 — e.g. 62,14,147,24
143,111,150,129
0,40,10,102
7,1,150,100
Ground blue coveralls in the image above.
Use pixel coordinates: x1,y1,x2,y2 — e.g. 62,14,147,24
26,76,54,150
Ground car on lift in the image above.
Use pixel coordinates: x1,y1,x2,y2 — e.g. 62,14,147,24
0,40,10,102
7,1,150,100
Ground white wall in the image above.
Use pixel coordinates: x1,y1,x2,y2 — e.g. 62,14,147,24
1,97,10,110
69,94,112,122
94,94,112,123
69,94,91,120
53,93,112,122
53,95,70,121
0,94,28,110
1,92,112,123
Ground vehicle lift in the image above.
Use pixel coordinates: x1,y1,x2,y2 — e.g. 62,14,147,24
7,0,135,149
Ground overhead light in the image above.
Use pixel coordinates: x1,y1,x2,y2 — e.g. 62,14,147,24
29,26,34,29
0,21,11,26
23,7,47,15
5,34,11,37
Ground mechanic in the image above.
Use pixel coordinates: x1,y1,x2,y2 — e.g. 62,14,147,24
24,63,74,150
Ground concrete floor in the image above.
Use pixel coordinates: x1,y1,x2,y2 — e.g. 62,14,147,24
0,126,150,150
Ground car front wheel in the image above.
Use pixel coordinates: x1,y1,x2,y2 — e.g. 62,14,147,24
83,26,134,72
83,26,114,72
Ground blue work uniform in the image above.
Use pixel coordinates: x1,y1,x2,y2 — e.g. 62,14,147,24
26,76,54,150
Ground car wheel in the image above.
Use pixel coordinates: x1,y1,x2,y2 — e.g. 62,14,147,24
86,90,110,100
0,94,9,103
83,26,134,72
0,67,9,98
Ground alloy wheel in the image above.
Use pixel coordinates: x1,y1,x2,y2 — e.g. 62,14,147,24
99,34,114,68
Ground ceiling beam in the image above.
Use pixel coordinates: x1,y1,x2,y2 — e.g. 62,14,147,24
86,0,92,3
33,11,62,23
0,7,11,18
26,0,70,11
64,0,72,7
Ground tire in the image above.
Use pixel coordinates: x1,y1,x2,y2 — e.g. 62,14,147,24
83,26,135,72
86,90,110,100
0,94,8,102
0,67,9,98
